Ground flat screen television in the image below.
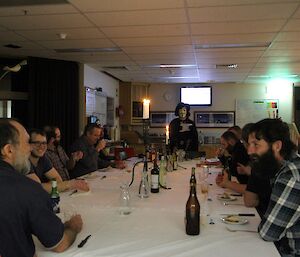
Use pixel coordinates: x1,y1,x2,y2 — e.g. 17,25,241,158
180,86,212,106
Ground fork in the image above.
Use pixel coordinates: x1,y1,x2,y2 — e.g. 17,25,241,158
226,227,257,233
223,202,244,206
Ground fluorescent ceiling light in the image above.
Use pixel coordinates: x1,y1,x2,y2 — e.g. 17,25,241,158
144,64,197,68
195,42,271,49
161,76,199,79
55,47,121,53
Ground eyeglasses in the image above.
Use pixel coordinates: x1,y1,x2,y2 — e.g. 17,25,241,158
30,141,47,147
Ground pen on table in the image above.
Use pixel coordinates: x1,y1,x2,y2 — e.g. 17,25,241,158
78,235,91,248
177,164,187,170
220,213,255,216
69,189,77,196
100,175,106,180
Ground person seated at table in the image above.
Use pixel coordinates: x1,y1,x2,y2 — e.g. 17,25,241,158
69,123,107,178
243,130,272,217
228,125,242,141
249,118,300,256
0,118,83,257
169,102,198,154
27,129,89,193
44,125,83,181
216,131,250,194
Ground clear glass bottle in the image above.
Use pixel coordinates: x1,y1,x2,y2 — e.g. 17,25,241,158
119,183,131,215
50,179,60,213
139,156,150,198
159,156,167,187
151,153,159,193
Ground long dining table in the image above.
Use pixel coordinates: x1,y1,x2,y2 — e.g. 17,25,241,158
35,158,280,257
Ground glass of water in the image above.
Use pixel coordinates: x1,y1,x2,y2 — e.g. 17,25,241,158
119,183,131,215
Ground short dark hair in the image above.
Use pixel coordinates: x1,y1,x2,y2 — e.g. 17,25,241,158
174,102,190,117
43,125,58,143
28,128,46,142
241,123,254,143
221,130,238,142
83,123,101,136
0,118,20,159
251,118,296,159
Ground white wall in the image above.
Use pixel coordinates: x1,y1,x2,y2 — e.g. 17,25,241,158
149,82,294,138
83,65,120,139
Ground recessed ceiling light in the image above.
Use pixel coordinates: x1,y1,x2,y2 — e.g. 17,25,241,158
194,42,271,49
216,64,238,69
248,74,298,78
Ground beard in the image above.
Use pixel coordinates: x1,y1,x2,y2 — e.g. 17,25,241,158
53,140,60,147
250,148,281,180
227,144,234,154
13,151,31,175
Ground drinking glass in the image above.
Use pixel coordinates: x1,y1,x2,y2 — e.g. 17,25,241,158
119,183,131,215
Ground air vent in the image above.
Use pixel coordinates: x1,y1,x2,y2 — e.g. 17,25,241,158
3,44,22,49
0,0,68,6
216,64,238,69
55,47,121,53
102,66,128,71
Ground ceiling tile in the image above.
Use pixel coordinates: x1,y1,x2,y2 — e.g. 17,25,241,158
191,20,286,35
113,36,191,47
0,3,78,16
101,24,189,38
195,50,264,58
275,32,300,41
282,19,300,31
186,0,295,7
188,3,298,22
270,42,300,49
192,33,275,44
0,13,93,30
70,0,184,12
17,28,106,41
0,31,27,41
86,9,187,27
130,53,195,61
37,38,116,49
122,45,194,54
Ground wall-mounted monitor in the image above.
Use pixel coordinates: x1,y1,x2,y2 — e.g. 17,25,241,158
180,86,212,106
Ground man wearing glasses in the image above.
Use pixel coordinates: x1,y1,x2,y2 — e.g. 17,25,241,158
27,129,89,193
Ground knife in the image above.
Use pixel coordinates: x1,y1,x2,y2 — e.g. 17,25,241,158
78,235,91,248
220,213,255,216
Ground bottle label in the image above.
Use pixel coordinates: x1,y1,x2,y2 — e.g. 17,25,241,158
51,197,60,213
151,174,159,189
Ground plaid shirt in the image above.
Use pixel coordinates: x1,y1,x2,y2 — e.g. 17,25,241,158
258,152,300,256
45,145,70,181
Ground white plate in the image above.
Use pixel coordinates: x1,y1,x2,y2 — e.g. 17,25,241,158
221,215,248,225
217,194,237,201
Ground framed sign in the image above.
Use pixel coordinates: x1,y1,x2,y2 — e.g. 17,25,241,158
194,111,235,128
150,111,176,127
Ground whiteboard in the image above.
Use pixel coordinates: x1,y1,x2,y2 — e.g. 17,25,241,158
235,99,279,127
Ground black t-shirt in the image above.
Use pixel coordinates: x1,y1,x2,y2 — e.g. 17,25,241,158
69,136,98,178
229,141,249,184
29,155,53,183
246,172,272,217
0,160,64,257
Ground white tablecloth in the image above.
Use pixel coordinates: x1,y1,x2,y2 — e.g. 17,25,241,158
35,160,280,257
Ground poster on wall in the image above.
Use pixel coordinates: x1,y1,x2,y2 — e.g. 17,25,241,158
235,99,279,127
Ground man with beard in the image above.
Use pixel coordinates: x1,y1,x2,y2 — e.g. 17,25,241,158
250,119,300,256
216,131,250,193
45,126,83,181
169,102,198,154
243,130,273,217
0,119,83,257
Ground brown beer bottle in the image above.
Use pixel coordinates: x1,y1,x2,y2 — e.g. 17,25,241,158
185,173,200,235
